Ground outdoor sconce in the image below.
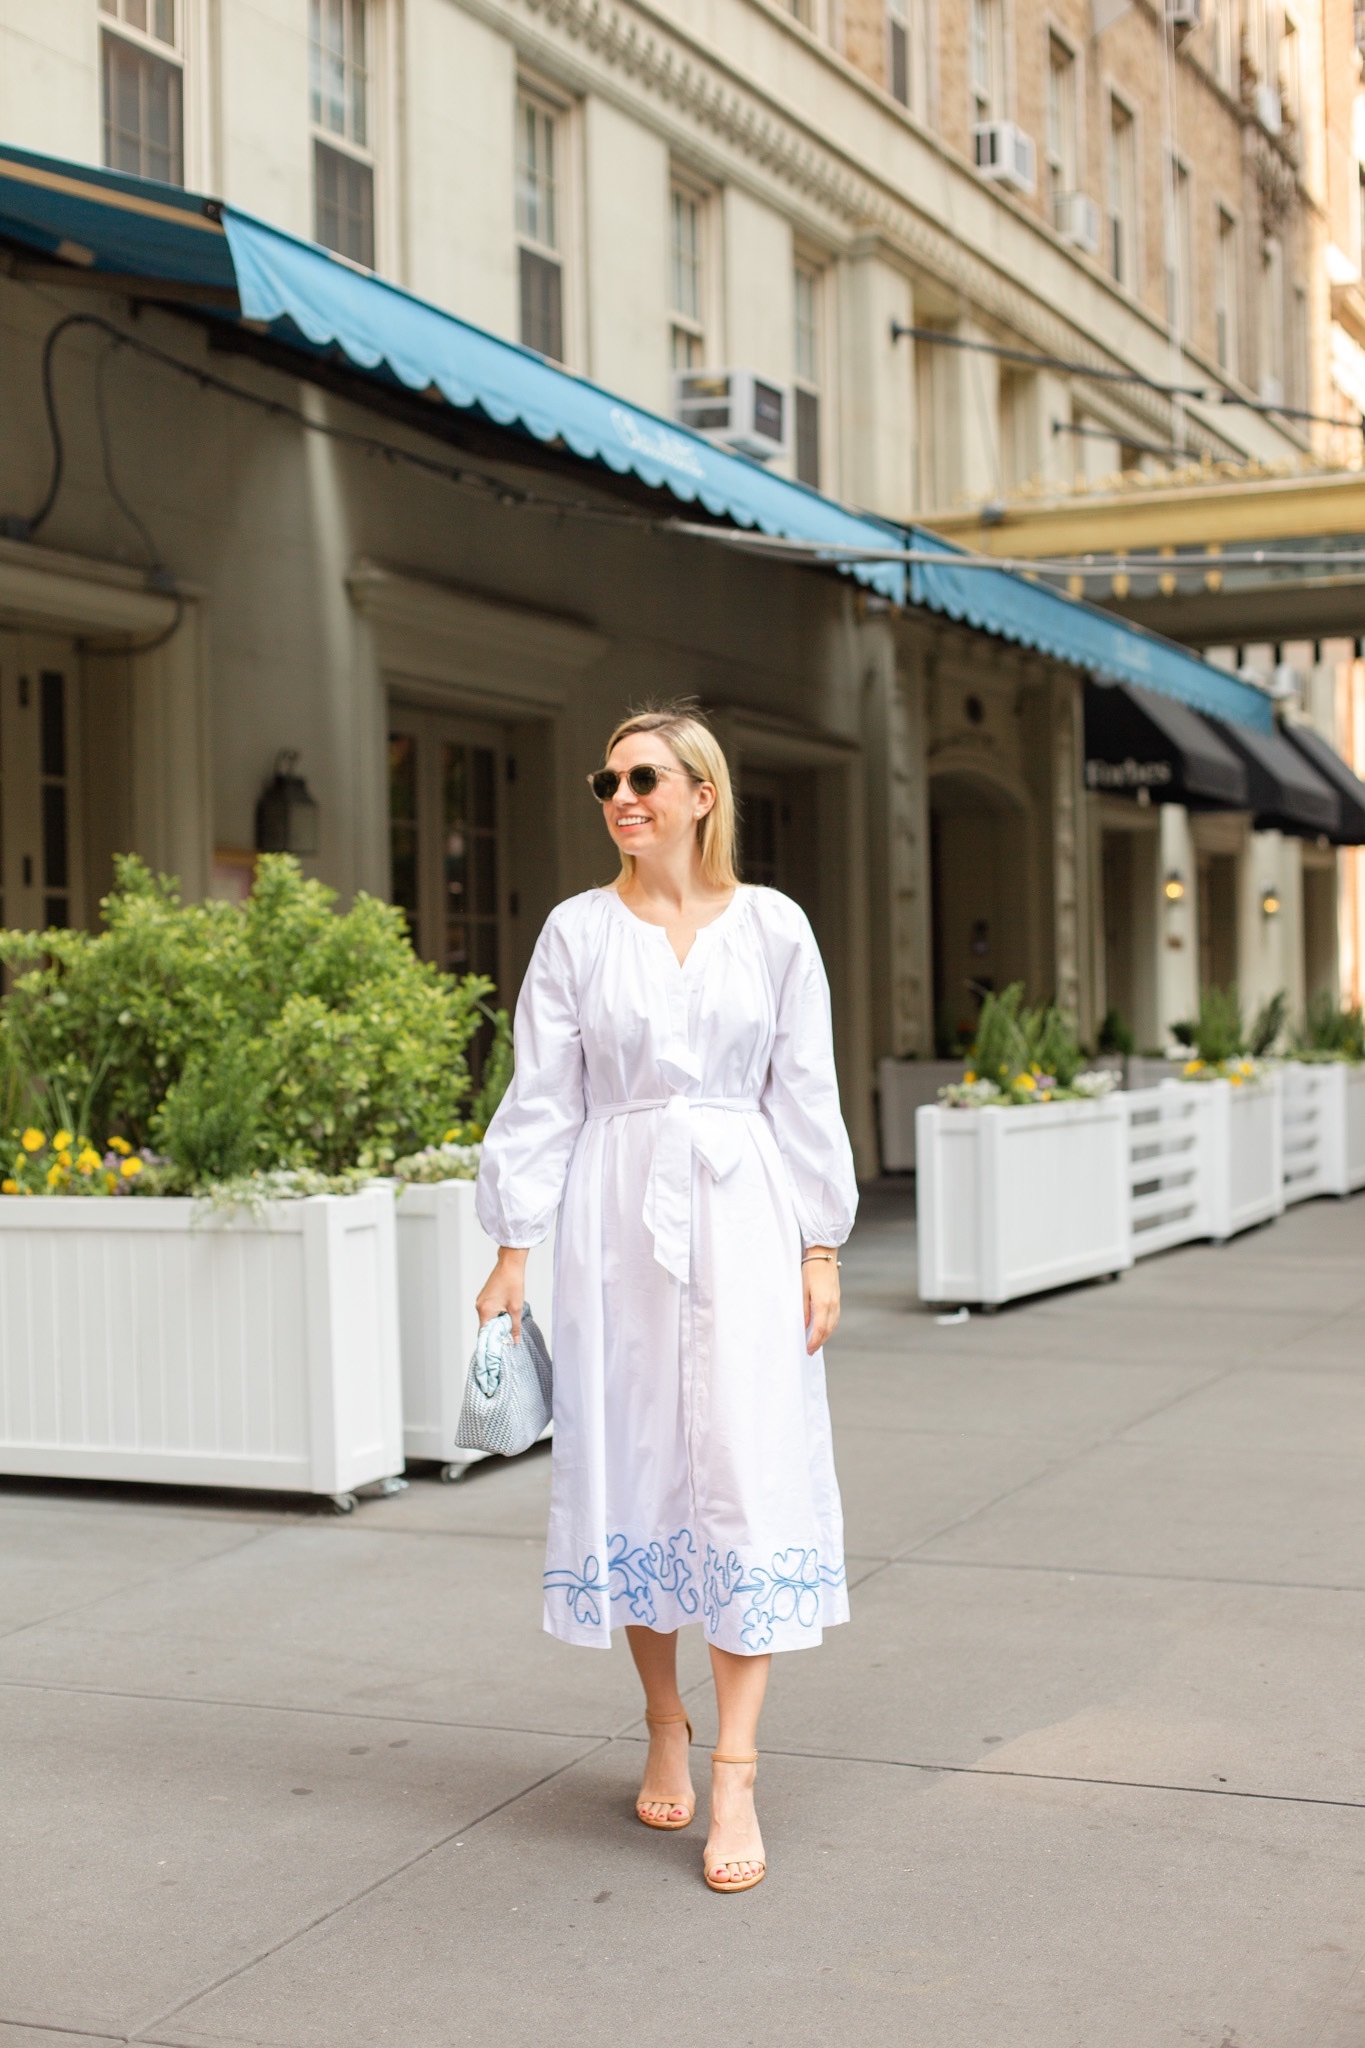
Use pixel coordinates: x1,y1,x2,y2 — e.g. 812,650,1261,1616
255,750,320,857
1163,871,1186,903
1261,887,1282,920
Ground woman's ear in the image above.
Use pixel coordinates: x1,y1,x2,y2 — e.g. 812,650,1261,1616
694,781,717,819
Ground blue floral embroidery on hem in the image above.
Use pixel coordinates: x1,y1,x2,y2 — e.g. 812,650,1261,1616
548,1535,844,1646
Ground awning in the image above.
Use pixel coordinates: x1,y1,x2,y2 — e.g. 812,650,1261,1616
1204,716,1341,838
1280,721,1365,845
1083,680,1250,808
909,532,1272,732
0,143,1275,727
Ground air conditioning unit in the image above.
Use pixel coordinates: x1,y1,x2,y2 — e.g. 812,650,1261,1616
1053,191,1101,254
672,369,790,463
1256,81,1282,132
973,122,1037,196
1165,0,1202,29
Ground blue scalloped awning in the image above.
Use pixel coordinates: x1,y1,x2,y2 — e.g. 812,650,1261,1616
0,142,1273,728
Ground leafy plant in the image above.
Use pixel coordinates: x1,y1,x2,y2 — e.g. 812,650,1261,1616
1248,989,1288,1058
1174,986,1246,1067
1096,1007,1136,1057
948,983,1089,1104
0,855,499,1187
1295,993,1365,1062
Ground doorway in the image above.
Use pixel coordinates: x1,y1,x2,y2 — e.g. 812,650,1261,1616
738,766,818,918
1302,857,1336,1006
929,770,1031,1052
387,703,509,1068
1197,850,1238,991
0,631,82,935
1100,822,1158,1048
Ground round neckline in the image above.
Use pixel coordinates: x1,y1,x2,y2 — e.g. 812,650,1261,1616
607,884,745,949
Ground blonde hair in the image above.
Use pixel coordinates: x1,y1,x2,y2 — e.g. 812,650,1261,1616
601,703,739,890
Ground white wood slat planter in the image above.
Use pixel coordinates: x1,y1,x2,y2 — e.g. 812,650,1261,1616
876,1060,964,1171
0,1189,404,1505
394,1179,555,1480
1280,1063,1365,1200
1125,1082,1213,1259
1204,1071,1285,1240
915,1096,1132,1308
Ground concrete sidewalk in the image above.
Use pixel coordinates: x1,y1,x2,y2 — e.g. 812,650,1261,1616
4,1184,1365,2047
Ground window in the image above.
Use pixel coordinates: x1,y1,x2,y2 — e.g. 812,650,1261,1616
1046,35,1078,216
788,0,815,27
888,0,930,117
793,262,821,488
1281,14,1300,131
1215,208,1239,375
1165,155,1192,336
1260,234,1286,402
100,0,182,186
670,183,706,370
516,94,563,360
0,634,81,937
970,0,1004,124
1211,0,1237,90
1107,97,1136,288
310,0,374,267
998,369,1036,491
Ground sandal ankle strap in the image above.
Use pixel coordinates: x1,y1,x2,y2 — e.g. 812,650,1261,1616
644,1709,691,1727
710,1750,758,1765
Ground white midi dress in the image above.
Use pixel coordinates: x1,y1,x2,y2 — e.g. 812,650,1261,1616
475,883,858,1656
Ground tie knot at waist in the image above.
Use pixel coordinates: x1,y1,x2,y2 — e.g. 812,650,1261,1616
585,1096,762,1281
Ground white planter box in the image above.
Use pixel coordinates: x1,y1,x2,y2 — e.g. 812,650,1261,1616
1281,1062,1365,1201
1125,1081,1214,1259
1202,1071,1285,1240
915,1095,1132,1307
876,1060,963,1171
0,1189,403,1504
394,1179,555,1477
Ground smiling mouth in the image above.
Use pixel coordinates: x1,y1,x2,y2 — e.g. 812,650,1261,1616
615,813,651,827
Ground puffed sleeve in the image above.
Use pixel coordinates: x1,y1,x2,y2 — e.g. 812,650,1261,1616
757,898,859,1247
475,906,586,1247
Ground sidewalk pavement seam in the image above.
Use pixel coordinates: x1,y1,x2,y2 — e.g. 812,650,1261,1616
0,2021,131,2044
889,1555,1365,1594
120,1737,615,2046
0,1525,279,1648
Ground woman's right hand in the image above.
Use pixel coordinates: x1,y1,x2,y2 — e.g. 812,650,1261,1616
476,1247,529,1341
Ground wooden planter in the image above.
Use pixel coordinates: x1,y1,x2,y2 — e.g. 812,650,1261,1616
1281,1062,1365,1202
0,1189,403,1509
915,1095,1132,1308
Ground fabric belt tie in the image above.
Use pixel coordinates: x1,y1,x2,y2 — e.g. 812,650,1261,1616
586,1086,762,1283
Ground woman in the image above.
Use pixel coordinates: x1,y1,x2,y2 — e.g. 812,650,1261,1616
475,704,857,1894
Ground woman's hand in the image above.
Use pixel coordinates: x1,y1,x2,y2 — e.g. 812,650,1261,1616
802,1248,841,1356
476,1247,529,1341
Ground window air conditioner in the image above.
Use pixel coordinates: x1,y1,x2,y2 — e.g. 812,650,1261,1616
672,369,790,463
1165,0,1203,28
973,122,1038,196
1053,192,1101,254
1255,81,1282,132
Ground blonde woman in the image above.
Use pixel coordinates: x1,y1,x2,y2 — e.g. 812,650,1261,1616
475,705,857,1894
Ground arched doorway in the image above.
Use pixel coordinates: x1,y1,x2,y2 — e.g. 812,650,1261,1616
929,767,1033,1054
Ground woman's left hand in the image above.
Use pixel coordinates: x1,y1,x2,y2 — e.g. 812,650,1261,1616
802,1249,841,1356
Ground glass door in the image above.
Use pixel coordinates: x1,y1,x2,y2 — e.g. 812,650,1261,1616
0,631,82,937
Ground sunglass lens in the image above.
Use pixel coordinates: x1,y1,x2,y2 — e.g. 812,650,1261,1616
627,766,660,796
591,770,620,801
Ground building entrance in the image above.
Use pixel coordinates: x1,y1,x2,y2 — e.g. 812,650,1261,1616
0,631,81,936
929,770,1030,1052
1197,849,1239,991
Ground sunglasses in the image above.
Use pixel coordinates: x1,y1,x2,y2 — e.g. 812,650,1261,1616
587,763,697,802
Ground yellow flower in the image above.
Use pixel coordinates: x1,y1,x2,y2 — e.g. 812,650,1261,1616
77,1147,101,1175
998,1062,1009,1075
1229,1074,1243,1087
1183,1059,1203,1076
56,1149,72,1168
1015,1073,1037,1091
442,1128,459,1145
107,1136,132,1156
963,1070,977,1084
1,1179,16,1195
52,1129,72,1151
104,1172,118,1194
1031,1063,1042,1075
20,1128,44,1152
120,1156,144,1179
46,1162,67,1188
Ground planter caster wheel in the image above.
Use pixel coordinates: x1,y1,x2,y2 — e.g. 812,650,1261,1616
441,1460,476,1484
981,1302,1000,1316
363,1475,409,1498
329,1491,359,1515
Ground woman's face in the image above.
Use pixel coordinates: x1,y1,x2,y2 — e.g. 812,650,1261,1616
600,731,716,868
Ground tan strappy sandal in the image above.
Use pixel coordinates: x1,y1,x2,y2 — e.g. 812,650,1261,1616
703,1750,766,1894
635,1710,695,1830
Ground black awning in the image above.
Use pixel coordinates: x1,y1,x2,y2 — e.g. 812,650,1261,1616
1204,716,1341,838
1083,680,1250,808
1281,723,1365,845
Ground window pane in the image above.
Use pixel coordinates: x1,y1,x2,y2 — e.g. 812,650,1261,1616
471,746,496,828
102,33,183,185
388,733,417,821
443,743,468,919
125,0,148,29
519,246,563,360
795,387,820,488
793,268,818,384
154,0,174,43
471,831,496,918
44,897,69,930
42,784,68,892
350,0,368,146
889,18,908,105
314,141,374,267
40,673,65,778
388,734,418,931
516,100,557,251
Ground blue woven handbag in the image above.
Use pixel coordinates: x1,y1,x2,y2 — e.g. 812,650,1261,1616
454,1307,553,1457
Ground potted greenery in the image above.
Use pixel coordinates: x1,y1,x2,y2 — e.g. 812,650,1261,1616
0,857,501,1507
1168,986,1284,1239
1280,995,1365,1201
916,986,1130,1309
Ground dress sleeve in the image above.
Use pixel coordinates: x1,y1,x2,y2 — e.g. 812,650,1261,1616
475,907,586,1248
759,901,859,1248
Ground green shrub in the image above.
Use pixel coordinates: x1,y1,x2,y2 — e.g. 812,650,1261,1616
968,983,1085,1091
1175,986,1246,1066
0,855,499,1183
1248,989,1288,1057
1297,992,1365,1061
1096,1007,1136,1057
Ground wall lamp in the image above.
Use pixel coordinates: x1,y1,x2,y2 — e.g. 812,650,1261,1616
1163,870,1186,903
255,750,320,857
1261,887,1282,920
